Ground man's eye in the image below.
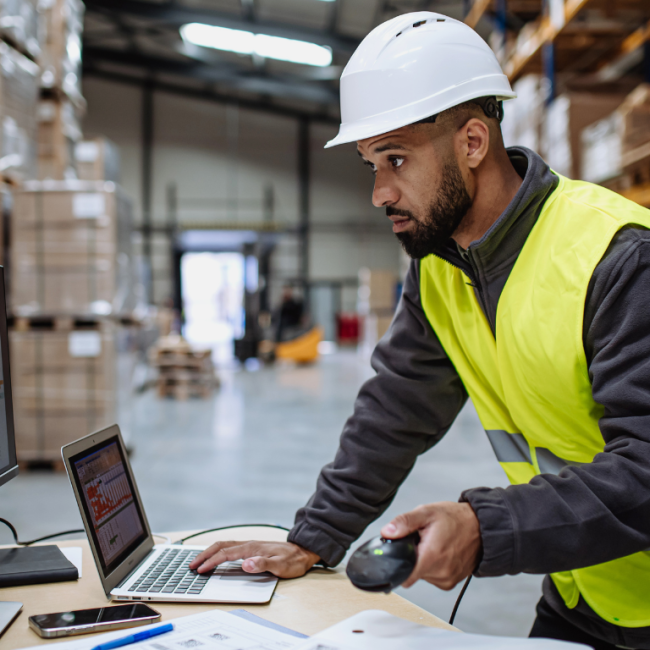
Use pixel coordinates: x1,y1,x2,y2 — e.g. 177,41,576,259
391,157,404,168
364,161,377,173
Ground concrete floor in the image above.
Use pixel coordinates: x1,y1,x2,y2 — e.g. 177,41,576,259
0,350,543,637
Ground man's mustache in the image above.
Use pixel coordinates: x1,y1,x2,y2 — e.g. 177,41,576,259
386,207,414,219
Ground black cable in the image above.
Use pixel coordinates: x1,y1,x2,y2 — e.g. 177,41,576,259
177,523,291,545
0,517,85,546
448,574,472,626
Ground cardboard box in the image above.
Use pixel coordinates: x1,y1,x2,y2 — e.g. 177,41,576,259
0,0,40,60
502,75,550,153
542,93,625,179
358,268,397,313
39,0,84,107
37,98,81,180
581,112,624,184
10,320,138,461
75,138,120,182
0,42,39,182
581,84,650,184
10,180,135,316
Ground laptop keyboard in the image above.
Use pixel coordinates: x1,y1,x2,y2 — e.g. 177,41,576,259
128,548,211,595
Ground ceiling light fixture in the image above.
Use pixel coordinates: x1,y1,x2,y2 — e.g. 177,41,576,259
180,23,333,67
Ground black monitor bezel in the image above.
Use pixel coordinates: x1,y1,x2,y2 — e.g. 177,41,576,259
68,435,150,577
0,266,19,487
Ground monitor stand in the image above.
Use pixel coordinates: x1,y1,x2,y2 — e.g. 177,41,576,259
0,601,22,637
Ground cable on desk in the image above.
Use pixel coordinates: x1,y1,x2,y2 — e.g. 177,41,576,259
177,524,291,545
0,517,85,546
448,574,472,626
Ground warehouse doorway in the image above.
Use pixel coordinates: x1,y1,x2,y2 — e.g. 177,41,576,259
181,252,245,363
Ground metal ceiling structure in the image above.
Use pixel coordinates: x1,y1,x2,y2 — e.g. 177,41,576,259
81,0,469,121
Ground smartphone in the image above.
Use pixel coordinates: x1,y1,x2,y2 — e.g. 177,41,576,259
28,603,161,639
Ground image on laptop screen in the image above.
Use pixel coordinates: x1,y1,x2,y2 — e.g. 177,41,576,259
71,438,148,575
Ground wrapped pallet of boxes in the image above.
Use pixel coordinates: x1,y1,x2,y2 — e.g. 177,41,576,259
619,84,650,185
37,97,82,179
39,0,84,107
501,75,550,152
582,84,650,187
10,317,138,463
0,0,40,60
10,180,135,316
541,93,625,179
75,138,120,182
358,268,397,355
0,41,39,183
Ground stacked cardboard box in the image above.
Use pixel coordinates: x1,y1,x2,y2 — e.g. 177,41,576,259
358,268,397,354
0,41,39,182
39,0,84,107
10,318,139,461
501,75,550,153
75,138,121,183
582,84,650,186
0,0,40,60
541,93,625,179
37,97,81,179
10,180,134,316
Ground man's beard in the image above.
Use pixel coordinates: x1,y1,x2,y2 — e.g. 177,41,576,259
390,160,472,259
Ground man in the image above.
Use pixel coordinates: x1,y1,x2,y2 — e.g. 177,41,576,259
275,285,304,342
190,12,650,649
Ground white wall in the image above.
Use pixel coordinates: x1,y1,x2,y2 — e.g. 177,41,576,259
81,77,401,310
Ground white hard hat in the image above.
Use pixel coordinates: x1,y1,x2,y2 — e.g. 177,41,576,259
325,11,516,148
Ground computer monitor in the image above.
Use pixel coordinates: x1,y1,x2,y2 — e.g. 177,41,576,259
0,266,23,639
0,266,18,488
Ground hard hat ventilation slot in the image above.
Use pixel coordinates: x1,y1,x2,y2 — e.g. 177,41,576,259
436,18,445,22
413,20,427,27
395,31,402,37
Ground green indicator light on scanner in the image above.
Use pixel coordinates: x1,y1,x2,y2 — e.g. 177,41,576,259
373,549,383,555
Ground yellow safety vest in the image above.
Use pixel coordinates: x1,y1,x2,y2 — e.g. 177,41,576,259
420,174,650,627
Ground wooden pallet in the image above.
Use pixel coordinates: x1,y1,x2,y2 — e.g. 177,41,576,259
18,458,66,472
156,379,213,400
10,315,105,332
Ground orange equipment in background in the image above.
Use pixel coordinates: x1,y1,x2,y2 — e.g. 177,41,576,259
275,327,323,364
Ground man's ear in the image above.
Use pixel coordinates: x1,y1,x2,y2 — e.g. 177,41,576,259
462,118,490,169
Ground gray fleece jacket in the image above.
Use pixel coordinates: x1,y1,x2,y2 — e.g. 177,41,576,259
288,147,650,648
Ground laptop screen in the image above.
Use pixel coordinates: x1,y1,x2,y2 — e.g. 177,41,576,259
69,436,148,576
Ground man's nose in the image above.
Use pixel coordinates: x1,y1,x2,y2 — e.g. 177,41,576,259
372,173,399,208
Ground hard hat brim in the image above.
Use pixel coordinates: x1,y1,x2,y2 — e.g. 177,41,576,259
325,84,517,148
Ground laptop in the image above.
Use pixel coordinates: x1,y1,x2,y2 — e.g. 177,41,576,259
62,424,278,603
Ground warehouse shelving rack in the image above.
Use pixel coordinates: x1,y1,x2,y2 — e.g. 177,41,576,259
463,0,650,207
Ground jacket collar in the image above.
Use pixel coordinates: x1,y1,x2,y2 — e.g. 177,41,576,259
431,147,559,282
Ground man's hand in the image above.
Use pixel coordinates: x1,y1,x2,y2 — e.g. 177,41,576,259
188,541,320,579
381,502,482,590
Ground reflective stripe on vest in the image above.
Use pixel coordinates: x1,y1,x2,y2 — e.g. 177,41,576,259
420,174,650,627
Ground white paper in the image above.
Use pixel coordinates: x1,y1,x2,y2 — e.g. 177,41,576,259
60,547,82,578
68,331,102,358
21,609,302,650
72,193,106,218
292,611,587,650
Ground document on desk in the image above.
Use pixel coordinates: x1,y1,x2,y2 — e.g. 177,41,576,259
291,610,589,649
22,609,303,650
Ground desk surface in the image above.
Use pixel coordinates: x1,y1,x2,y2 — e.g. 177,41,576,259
3,528,455,648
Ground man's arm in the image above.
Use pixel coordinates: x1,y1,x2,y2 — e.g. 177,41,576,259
190,260,468,575
288,260,469,566
462,227,650,576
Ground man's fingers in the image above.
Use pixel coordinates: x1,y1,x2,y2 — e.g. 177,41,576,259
196,542,262,572
381,504,433,539
189,541,241,569
242,555,307,579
